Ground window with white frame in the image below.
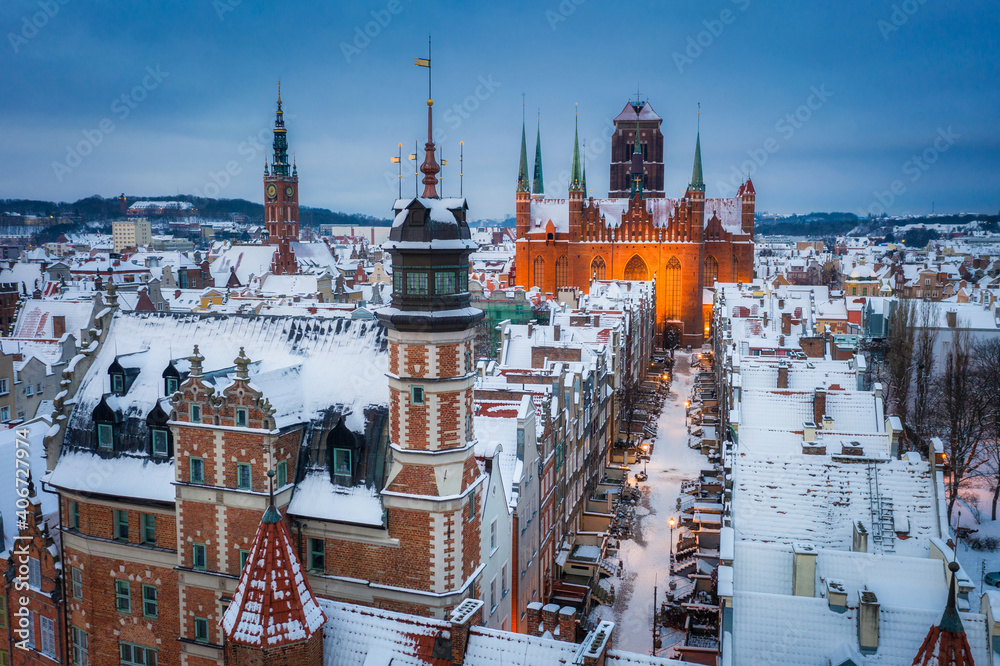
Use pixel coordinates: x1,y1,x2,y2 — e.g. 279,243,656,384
490,519,497,554
71,626,88,665
40,616,56,657
28,557,41,589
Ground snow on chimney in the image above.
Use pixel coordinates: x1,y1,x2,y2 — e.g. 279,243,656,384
813,387,827,426
792,543,817,597
858,588,880,654
448,599,483,665
777,359,789,389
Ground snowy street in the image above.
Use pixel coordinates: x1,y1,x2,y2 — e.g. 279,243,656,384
604,351,713,655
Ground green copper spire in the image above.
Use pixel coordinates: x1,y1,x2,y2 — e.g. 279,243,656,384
569,108,583,193
689,131,705,192
532,114,544,195
689,105,705,193
582,139,588,196
517,112,530,193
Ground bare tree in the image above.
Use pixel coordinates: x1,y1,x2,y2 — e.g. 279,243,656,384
911,300,938,446
882,299,915,427
973,338,1000,519
937,324,987,520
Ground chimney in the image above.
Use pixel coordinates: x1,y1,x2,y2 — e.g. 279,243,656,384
553,325,561,342
448,599,484,665
580,621,615,666
527,321,534,337
853,521,869,552
858,588,880,654
781,311,792,335
822,414,835,430
53,315,66,338
557,606,577,643
813,388,827,426
526,602,543,637
777,360,789,389
826,578,848,613
541,603,560,636
803,421,816,443
946,310,957,328
792,542,817,597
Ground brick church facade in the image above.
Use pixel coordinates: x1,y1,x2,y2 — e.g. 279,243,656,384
514,99,756,347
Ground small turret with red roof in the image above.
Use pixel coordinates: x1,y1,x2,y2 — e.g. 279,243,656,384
911,560,975,666
221,470,326,665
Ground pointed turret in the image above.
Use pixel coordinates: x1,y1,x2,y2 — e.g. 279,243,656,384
582,139,588,197
221,470,325,664
911,560,975,665
532,115,544,195
271,81,290,177
689,130,705,193
517,114,530,193
569,110,583,193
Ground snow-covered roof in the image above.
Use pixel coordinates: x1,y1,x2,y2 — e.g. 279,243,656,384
1,419,54,557
286,471,383,527
221,505,326,647
732,453,938,557
47,449,176,502
527,196,745,235
12,299,95,341
731,590,988,665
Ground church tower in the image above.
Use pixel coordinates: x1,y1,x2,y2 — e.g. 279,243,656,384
375,79,486,614
610,98,664,198
264,83,299,275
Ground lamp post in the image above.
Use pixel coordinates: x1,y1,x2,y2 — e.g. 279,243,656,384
668,516,676,601
641,442,649,476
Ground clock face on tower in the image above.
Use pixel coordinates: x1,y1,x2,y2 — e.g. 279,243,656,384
266,184,277,200
285,185,295,198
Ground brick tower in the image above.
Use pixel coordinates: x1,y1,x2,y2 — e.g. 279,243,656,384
375,84,486,614
609,98,664,198
264,83,298,275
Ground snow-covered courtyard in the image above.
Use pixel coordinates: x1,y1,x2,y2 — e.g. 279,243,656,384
601,351,713,655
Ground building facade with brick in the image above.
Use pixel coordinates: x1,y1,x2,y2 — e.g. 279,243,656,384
514,99,755,347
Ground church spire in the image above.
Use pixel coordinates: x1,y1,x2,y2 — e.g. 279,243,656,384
271,81,290,177
689,106,705,193
569,105,583,193
582,139,588,197
532,112,544,195
517,104,529,193
418,36,439,198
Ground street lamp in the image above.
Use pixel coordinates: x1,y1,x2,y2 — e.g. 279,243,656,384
641,442,649,475
668,516,676,600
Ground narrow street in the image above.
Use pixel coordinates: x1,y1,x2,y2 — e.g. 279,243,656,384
606,351,713,654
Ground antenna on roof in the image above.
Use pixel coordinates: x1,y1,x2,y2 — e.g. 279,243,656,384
460,141,464,198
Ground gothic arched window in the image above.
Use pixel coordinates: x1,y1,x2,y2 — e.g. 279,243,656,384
590,256,607,281
624,254,648,281
665,256,682,320
533,256,545,290
705,255,719,286
555,256,569,290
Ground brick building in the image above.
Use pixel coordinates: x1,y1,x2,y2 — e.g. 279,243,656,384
514,100,755,347
263,84,299,276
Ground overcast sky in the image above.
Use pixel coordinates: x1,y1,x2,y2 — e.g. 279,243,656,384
2,0,997,220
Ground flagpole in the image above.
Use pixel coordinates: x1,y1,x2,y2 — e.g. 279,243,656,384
414,139,418,197
460,141,464,198
397,143,402,199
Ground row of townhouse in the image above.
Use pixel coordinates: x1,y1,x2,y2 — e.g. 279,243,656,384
708,279,993,665
482,279,656,630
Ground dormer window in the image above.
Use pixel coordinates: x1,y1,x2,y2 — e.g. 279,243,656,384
151,429,168,457
108,357,127,396
162,360,181,396
165,377,178,394
97,423,113,449
332,449,352,481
